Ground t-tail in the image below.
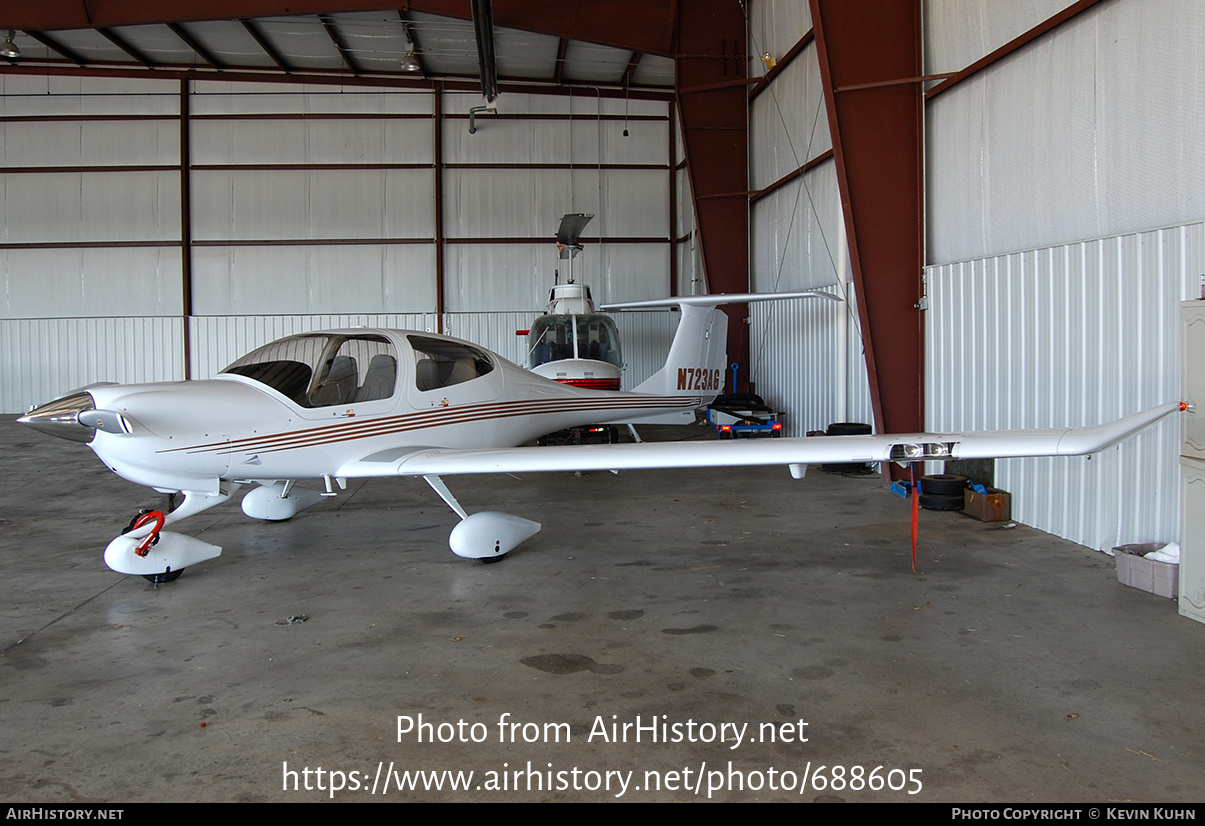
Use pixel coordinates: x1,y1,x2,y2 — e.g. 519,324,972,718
602,290,842,398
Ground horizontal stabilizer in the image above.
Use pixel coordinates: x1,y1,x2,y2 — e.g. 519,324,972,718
601,290,840,311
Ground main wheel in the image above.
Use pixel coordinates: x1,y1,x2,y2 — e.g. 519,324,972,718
143,568,185,583
475,554,507,565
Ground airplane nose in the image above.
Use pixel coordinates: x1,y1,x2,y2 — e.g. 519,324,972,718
17,391,98,443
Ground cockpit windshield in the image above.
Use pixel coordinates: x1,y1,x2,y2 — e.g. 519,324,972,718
527,313,622,369
221,334,398,408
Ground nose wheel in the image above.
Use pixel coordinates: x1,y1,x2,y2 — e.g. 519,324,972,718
122,509,186,585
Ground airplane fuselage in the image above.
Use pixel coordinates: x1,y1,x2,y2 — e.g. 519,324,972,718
74,329,702,494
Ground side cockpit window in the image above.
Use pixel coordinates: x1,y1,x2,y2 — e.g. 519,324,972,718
408,335,494,392
223,334,398,407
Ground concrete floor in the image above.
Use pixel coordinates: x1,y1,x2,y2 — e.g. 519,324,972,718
1,418,1203,803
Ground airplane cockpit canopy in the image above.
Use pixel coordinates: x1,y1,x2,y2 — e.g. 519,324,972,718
221,333,398,408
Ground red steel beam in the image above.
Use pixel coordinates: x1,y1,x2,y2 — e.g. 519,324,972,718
809,0,924,447
675,0,749,392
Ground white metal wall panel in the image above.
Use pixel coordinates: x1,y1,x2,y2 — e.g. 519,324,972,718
748,0,813,67
441,92,567,117
441,92,658,119
924,0,1076,74
0,75,179,115
190,244,436,315
190,168,434,241
2,171,180,243
598,117,667,166
751,170,845,293
747,0,842,353
1,316,185,412
749,54,829,191
444,167,667,240
444,242,669,314
1,81,677,411
596,243,672,304
926,222,1203,551
443,114,668,165
444,243,546,312
191,117,433,165
749,289,874,437
442,96,666,166
189,313,436,379
445,168,590,238
444,118,576,164
596,169,669,239
1,119,179,167
927,0,1205,264
189,83,433,116
1,247,183,319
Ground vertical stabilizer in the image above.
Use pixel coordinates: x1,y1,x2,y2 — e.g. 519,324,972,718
602,291,840,398
632,303,728,396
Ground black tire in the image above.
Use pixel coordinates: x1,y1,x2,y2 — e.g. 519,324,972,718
920,474,970,496
826,422,872,436
143,568,184,583
919,492,964,511
476,554,507,565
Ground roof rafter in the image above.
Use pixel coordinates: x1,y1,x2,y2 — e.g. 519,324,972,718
168,22,222,68
0,1,677,56
319,14,360,75
241,18,291,73
24,30,86,65
97,26,154,67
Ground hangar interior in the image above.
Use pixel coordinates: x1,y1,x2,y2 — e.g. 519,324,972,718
2,0,1204,803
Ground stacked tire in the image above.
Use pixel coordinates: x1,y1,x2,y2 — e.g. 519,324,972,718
918,474,969,511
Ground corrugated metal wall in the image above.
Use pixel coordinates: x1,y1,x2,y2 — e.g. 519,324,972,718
0,77,676,412
924,0,1205,550
749,289,874,436
926,223,1201,550
1,317,185,412
926,0,1205,265
745,0,872,434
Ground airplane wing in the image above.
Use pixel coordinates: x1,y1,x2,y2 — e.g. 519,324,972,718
383,402,1183,477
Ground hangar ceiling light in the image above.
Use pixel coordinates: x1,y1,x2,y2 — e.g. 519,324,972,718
0,30,19,59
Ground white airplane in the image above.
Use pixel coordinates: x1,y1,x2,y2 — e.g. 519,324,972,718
17,302,1185,583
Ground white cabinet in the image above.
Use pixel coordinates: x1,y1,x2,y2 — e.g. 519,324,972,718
1180,303,1205,624
1181,457,1205,623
